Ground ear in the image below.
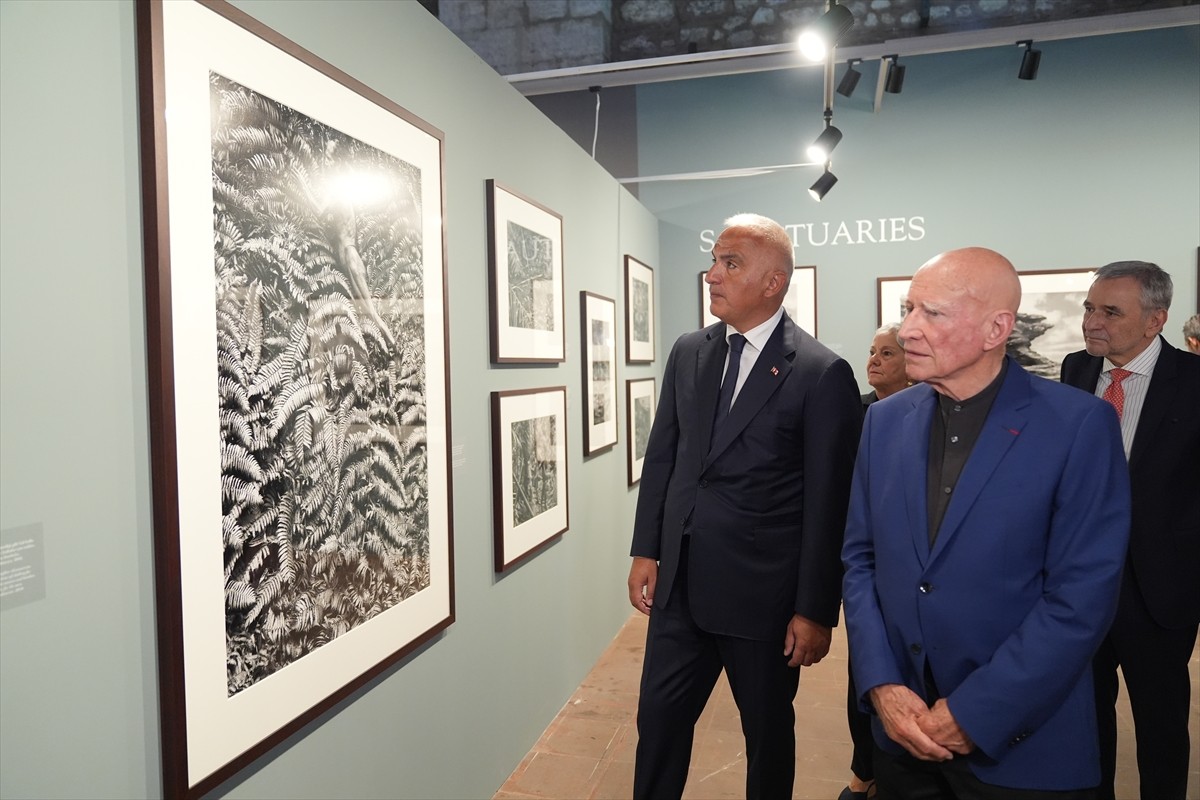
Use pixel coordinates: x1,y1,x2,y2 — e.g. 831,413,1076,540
1144,308,1167,338
762,269,787,299
982,309,1015,352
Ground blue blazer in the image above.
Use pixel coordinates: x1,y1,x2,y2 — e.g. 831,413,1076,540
632,314,861,639
842,359,1130,790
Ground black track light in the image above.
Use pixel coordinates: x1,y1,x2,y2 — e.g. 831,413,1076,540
809,168,838,202
837,58,862,97
806,125,843,163
883,55,905,94
797,4,855,62
1017,40,1041,81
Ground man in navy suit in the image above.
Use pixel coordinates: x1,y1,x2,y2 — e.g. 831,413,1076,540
1060,261,1200,800
842,247,1130,798
628,214,861,800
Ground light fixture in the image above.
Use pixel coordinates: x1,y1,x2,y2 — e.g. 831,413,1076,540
806,124,843,163
1017,40,1041,80
883,54,905,94
797,3,855,63
837,58,862,97
808,168,838,202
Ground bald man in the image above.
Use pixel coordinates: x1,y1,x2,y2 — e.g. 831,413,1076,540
842,248,1131,798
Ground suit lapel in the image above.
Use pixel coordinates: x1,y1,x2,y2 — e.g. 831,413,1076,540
696,324,727,458
903,388,936,567
929,363,1030,564
705,316,793,465
1129,337,1179,471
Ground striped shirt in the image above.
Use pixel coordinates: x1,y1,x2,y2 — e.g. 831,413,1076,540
1095,335,1161,458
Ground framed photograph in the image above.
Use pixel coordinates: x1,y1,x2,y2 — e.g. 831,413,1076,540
137,2,453,796
625,255,656,363
580,292,618,456
487,180,565,363
626,378,657,486
876,269,1095,379
703,266,817,335
491,387,570,571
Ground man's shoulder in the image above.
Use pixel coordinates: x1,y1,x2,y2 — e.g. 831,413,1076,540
671,324,720,351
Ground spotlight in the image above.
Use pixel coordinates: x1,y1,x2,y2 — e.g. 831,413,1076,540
797,4,855,63
1017,40,1041,81
883,54,905,94
808,168,838,202
837,58,862,97
806,125,843,163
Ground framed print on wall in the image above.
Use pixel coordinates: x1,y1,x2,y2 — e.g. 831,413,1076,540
136,1,454,796
625,255,656,363
876,268,1094,379
626,378,657,486
487,180,565,363
580,292,618,456
701,266,818,336
491,387,570,571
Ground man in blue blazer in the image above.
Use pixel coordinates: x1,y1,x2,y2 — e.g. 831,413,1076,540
628,214,861,799
842,247,1131,797
1060,261,1200,800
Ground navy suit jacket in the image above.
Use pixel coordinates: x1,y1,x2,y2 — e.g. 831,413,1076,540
631,314,861,640
1060,337,1200,629
842,360,1130,790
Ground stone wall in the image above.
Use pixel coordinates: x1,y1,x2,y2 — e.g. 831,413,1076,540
438,0,1196,74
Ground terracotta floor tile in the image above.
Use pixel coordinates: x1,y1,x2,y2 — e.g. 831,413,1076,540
503,751,599,799
538,716,622,760
587,759,634,800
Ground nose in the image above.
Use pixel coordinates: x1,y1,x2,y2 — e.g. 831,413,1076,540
705,265,719,284
898,314,918,340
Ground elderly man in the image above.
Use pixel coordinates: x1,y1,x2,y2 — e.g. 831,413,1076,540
1061,262,1200,800
628,214,861,799
842,248,1131,798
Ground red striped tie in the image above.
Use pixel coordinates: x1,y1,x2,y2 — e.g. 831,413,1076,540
1101,368,1132,419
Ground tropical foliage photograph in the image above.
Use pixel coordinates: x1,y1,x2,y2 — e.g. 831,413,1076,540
506,222,554,332
210,72,433,695
509,415,559,526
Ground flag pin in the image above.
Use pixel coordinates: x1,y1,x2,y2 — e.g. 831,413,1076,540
770,366,779,376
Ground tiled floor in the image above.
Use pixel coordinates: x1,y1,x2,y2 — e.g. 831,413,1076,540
495,611,1200,800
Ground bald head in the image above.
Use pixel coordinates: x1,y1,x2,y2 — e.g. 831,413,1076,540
915,247,1021,316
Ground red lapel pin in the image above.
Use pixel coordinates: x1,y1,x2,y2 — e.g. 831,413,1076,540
770,366,779,376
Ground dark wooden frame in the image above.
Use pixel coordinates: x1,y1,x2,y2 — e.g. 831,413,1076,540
137,2,454,796
625,378,657,486
491,387,570,571
625,255,656,363
580,292,618,456
486,179,566,363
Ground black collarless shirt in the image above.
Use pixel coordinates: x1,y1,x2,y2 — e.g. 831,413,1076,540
926,360,1008,546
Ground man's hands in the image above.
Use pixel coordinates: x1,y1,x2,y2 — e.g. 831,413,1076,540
783,615,831,667
868,684,975,761
627,557,658,616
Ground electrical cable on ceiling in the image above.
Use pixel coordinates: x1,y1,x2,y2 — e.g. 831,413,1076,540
589,85,601,159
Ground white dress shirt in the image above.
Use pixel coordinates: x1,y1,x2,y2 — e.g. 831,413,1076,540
722,306,785,408
1095,335,1161,458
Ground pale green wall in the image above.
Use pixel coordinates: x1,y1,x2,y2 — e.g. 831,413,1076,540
635,26,1200,387
0,1,657,798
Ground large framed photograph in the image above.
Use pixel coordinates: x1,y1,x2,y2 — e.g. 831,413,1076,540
487,180,565,363
625,255,656,363
701,266,817,335
877,268,1094,379
137,2,453,796
580,292,618,456
626,378,657,486
491,387,570,571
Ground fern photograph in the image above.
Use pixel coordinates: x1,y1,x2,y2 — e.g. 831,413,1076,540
506,222,555,332
510,415,559,526
210,72,434,696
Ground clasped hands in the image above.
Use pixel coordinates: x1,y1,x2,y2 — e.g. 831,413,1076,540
869,683,975,761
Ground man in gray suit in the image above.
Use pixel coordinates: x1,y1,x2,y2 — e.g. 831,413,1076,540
627,213,862,800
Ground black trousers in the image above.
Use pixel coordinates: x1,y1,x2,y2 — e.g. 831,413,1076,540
848,660,876,782
874,747,1097,800
1093,563,1198,800
633,543,801,800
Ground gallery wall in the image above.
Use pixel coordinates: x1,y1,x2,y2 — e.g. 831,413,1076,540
0,1,657,798
633,25,1200,387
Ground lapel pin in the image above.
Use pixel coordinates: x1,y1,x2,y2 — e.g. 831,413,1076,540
770,366,779,376
1007,428,1020,436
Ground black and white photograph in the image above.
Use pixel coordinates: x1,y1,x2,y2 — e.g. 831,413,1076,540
491,387,570,572
702,266,818,336
580,292,618,455
138,2,453,796
626,378,656,486
877,269,1094,379
625,255,656,363
487,180,565,363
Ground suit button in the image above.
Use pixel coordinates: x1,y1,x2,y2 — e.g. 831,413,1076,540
910,643,922,655
919,582,932,594
699,479,708,488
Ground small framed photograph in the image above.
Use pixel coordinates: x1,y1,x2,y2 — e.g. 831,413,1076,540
625,255,656,363
486,180,565,363
491,387,569,571
877,275,913,327
626,378,657,486
701,266,818,335
580,292,618,456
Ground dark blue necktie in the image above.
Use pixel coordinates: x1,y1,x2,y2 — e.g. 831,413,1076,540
712,333,746,433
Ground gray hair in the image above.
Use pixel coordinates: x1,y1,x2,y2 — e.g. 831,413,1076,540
723,213,795,270
875,322,903,343
1184,313,1200,340
1093,261,1173,312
